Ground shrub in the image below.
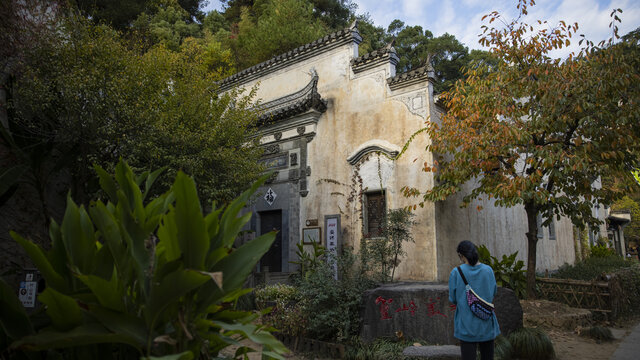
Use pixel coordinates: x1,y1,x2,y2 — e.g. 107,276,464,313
590,243,616,258
508,327,555,360
294,248,376,342
582,326,614,342
494,334,513,360
553,256,633,281
255,284,307,337
289,241,326,281
0,160,286,359
344,337,410,360
360,208,415,283
477,245,527,298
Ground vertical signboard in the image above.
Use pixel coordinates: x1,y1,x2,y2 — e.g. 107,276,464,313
324,215,341,280
19,271,38,308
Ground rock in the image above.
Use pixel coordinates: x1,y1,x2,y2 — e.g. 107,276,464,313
493,287,523,336
403,345,461,359
360,282,523,344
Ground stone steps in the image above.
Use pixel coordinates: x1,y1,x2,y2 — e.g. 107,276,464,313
402,345,461,359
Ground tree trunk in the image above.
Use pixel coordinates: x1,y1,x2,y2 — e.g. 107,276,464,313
1,68,10,131
524,202,539,299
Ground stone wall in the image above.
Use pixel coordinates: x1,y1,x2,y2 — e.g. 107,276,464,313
360,282,522,344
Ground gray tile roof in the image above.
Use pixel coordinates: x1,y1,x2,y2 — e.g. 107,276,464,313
351,41,399,73
218,22,362,92
257,70,327,124
387,65,436,90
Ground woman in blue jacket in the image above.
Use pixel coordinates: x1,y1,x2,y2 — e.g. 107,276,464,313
448,241,500,360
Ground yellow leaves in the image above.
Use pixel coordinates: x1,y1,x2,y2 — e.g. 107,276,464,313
477,205,484,211
574,137,582,146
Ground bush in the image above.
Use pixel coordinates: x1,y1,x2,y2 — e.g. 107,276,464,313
294,247,376,342
255,284,308,337
477,245,527,298
0,160,286,359
581,326,614,342
590,243,616,258
508,327,555,360
344,337,411,360
494,334,513,360
553,256,633,281
360,208,415,283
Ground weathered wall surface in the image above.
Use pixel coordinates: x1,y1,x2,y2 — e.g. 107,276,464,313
234,40,437,280
435,186,578,281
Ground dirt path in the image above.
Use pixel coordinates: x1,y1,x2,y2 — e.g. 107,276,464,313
522,299,639,360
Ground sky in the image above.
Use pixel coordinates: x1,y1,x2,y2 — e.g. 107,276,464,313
203,0,640,58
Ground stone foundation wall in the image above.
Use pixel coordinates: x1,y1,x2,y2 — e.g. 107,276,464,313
360,282,522,344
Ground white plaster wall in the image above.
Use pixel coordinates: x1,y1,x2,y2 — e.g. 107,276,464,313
234,41,438,280
435,186,577,281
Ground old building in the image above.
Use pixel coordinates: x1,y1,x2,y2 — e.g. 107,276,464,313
219,22,603,281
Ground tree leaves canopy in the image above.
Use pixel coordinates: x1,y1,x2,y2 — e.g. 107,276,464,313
404,0,640,296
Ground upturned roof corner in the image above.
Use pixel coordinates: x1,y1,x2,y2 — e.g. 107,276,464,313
350,38,399,74
256,71,327,124
387,65,437,91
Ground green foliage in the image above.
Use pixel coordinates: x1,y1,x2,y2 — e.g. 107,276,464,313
553,256,633,281
477,245,527,298
133,1,201,51
255,284,307,337
360,209,415,283
290,241,327,280
1,159,286,359
343,337,412,360
234,0,328,69
293,248,375,342
612,196,640,243
8,13,262,208
494,334,513,360
582,326,614,342
508,327,555,360
590,243,616,258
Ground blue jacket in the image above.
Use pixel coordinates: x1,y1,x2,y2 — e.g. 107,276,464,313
448,263,501,342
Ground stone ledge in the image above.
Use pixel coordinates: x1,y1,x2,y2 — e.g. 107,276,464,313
403,345,460,359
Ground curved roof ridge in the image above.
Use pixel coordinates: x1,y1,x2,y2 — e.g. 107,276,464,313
387,65,436,90
218,25,362,92
257,70,327,124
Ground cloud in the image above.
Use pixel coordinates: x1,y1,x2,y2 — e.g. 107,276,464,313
201,0,640,57
354,0,639,58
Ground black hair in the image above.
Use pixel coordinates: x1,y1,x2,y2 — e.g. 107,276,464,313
457,240,479,266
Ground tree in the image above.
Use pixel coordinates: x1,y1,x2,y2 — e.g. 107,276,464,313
7,13,263,212
612,196,640,243
403,0,640,296
73,0,206,29
383,20,495,93
233,0,327,69
133,0,202,51
355,14,387,56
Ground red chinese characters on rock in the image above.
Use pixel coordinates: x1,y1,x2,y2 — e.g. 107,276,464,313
375,296,393,320
426,297,446,317
394,300,418,316
374,296,451,321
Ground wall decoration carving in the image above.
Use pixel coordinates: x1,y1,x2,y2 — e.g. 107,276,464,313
264,144,280,155
394,93,427,118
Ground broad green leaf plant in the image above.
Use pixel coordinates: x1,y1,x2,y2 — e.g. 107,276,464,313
1,160,286,359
